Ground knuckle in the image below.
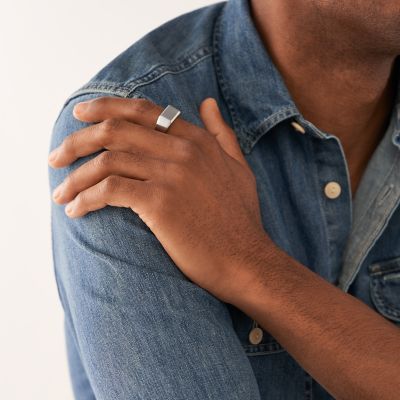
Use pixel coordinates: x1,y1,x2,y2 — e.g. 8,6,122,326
131,98,155,115
95,96,113,109
100,118,121,138
73,191,84,206
63,172,76,189
177,139,199,162
126,151,143,164
63,133,78,154
101,175,120,194
96,150,117,169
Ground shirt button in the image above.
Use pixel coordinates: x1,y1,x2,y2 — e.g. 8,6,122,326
248,327,263,345
291,121,306,134
324,181,341,199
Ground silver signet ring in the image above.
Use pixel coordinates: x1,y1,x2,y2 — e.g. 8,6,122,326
155,105,181,133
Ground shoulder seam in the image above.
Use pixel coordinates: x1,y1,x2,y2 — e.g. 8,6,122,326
67,45,213,103
61,88,148,112
125,45,213,96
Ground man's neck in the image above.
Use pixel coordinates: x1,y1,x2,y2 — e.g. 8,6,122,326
250,0,398,195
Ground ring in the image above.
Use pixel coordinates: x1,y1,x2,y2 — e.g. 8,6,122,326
155,105,181,133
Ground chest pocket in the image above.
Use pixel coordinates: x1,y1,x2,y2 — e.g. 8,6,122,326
369,256,400,324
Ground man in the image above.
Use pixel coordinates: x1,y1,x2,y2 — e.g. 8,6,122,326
48,0,400,399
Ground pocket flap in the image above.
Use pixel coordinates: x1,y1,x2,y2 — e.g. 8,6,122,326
369,256,400,323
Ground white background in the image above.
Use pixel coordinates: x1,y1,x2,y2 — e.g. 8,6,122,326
0,1,216,398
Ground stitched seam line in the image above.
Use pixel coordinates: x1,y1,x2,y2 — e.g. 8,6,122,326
245,348,286,357
212,6,246,148
127,51,213,97
127,46,212,84
247,107,300,150
253,106,298,134
62,89,147,114
307,136,331,273
69,46,213,102
213,8,301,153
64,85,132,105
125,46,213,93
370,280,400,319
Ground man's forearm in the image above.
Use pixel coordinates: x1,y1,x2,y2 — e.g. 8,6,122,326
233,241,400,400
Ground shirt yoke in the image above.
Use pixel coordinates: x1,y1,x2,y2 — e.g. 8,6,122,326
63,2,225,106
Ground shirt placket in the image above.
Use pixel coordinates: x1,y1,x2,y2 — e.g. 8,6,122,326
337,114,400,293
295,116,353,284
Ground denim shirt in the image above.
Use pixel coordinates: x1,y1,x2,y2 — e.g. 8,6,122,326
48,0,400,399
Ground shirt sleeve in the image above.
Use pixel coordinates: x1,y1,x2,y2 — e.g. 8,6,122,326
48,92,261,400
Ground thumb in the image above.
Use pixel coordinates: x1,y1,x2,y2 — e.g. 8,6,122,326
199,97,248,166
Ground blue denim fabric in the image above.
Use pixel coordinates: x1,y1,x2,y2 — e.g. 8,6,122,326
48,0,400,399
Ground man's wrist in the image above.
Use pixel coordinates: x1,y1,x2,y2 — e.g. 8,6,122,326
222,234,274,301
226,235,296,320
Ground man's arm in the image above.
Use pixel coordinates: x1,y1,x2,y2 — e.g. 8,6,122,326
48,92,262,400
233,241,400,400
50,95,400,399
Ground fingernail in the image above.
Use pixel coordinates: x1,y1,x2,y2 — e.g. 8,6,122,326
52,184,63,200
48,149,58,163
65,202,74,216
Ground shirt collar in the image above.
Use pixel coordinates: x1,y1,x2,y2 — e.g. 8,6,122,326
213,0,400,154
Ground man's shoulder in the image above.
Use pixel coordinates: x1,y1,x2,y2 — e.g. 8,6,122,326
64,2,225,105
50,1,229,187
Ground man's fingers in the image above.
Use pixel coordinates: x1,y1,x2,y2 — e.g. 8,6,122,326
49,97,230,170
48,118,178,168
64,175,149,218
72,96,199,139
199,98,248,167
52,150,164,204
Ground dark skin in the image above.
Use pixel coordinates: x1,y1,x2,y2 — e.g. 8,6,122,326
48,1,400,399
251,0,400,199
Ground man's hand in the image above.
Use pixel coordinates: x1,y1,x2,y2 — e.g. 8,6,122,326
48,96,400,399
48,96,272,303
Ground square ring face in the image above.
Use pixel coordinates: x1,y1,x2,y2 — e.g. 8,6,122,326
160,105,181,123
155,105,181,132
156,116,170,131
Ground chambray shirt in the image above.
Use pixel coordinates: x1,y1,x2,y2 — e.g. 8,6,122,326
49,0,400,399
